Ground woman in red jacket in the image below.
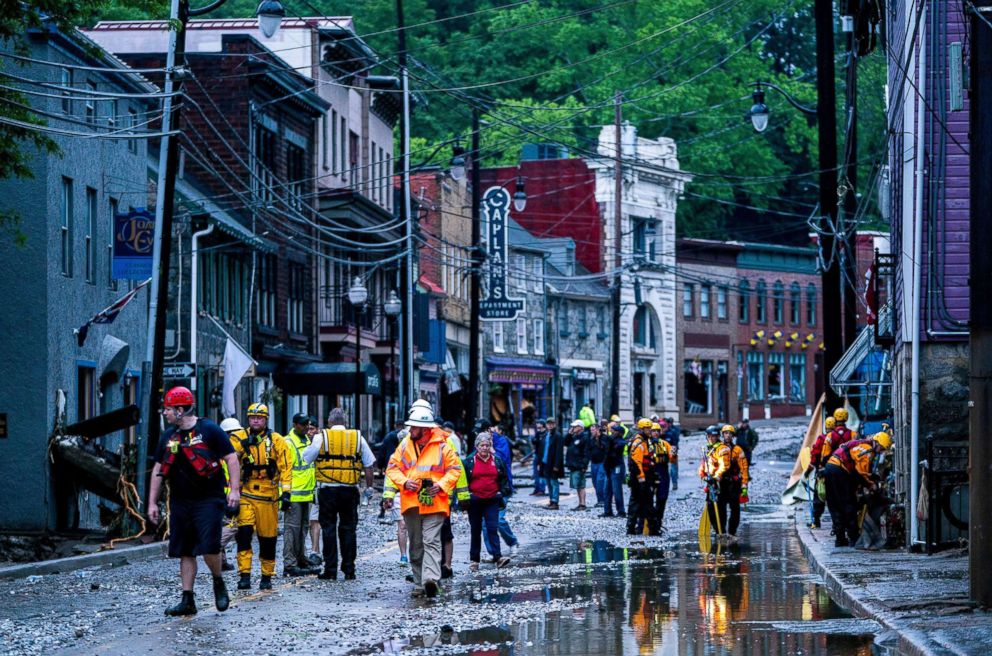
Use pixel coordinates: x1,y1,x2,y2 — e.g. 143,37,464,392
463,432,512,571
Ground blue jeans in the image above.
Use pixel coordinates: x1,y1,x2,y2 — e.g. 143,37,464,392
669,461,679,490
548,478,560,504
532,456,546,494
590,462,607,505
484,505,518,555
603,463,626,514
468,496,502,562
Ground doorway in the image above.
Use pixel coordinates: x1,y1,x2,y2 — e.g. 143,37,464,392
633,372,644,419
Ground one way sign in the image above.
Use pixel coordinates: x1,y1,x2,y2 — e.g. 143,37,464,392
162,363,197,379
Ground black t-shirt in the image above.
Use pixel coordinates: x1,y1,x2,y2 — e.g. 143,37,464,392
155,418,234,500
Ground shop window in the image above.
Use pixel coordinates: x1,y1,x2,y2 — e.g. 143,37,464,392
807,283,817,326
755,280,767,323
700,284,711,319
684,359,712,414
768,352,784,400
747,351,764,401
789,353,806,402
790,281,801,324
738,279,750,322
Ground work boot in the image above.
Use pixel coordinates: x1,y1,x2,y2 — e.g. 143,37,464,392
424,579,440,599
344,572,356,580
317,569,337,580
237,573,251,590
213,576,229,612
834,536,850,548
545,503,559,510
440,565,453,580
259,575,272,590
221,560,235,572
165,591,197,617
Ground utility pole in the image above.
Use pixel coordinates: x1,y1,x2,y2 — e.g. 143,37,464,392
610,91,623,417
396,0,414,413
968,0,992,607
840,12,859,351
467,108,482,431
813,0,842,409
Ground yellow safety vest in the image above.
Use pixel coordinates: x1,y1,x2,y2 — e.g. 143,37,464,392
315,428,362,485
285,429,316,502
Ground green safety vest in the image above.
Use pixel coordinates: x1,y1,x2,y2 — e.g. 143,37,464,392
285,429,316,502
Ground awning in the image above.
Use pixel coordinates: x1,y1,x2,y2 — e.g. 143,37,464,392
273,362,382,396
830,303,892,394
486,356,556,387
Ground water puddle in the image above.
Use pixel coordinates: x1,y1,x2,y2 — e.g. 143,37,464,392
357,519,878,655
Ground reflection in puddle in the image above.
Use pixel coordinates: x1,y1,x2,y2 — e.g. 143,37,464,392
364,520,877,655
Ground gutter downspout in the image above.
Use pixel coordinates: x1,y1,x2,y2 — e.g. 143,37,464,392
190,223,215,392
910,4,927,547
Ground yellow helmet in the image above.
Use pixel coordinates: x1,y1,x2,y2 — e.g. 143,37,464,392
247,403,269,418
872,431,893,450
636,418,653,430
833,408,848,422
825,416,836,430
651,422,661,431
721,424,735,434
610,414,622,423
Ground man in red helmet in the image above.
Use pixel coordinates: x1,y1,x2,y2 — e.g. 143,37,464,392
148,386,241,616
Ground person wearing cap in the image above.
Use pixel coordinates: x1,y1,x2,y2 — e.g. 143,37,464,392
565,419,591,511
442,421,464,458
530,419,548,497
538,417,565,509
579,400,597,429
302,407,375,580
282,413,318,576
386,403,463,598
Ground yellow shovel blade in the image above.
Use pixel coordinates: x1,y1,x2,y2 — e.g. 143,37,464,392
698,504,712,552
800,446,811,471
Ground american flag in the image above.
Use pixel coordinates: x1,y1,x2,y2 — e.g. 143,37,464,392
75,278,151,347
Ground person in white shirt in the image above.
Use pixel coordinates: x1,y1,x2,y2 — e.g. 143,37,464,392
301,408,374,580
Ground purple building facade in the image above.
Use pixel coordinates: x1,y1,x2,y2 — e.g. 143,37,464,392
885,0,970,547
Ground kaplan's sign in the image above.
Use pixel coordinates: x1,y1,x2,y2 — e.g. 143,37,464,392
479,187,525,321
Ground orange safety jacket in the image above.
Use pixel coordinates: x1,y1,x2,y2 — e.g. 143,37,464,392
698,442,721,479
827,440,875,484
385,427,462,515
729,444,750,485
628,433,652,482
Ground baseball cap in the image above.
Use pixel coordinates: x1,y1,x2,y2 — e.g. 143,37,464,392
292,412,311,426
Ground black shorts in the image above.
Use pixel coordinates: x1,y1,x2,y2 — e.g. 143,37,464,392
441,515,454,543
168,496,225,558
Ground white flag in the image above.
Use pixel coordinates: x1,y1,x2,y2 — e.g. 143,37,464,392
222,338,254,418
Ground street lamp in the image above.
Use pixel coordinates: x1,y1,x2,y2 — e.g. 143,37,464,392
449,142,467,182
256,0,286,38
513,175,527,212
746,81,817,134
348,276,368,426
383,289,402,426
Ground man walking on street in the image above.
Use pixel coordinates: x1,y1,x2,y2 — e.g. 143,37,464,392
588,424,609,508
386,403,462,598
565,420,591,511
540,418,565,509
735,418,759,466
530,420,548,496
602,417,626,517
303,408,375,581
148,386,239,616
282,413,318,576
663,418,681,491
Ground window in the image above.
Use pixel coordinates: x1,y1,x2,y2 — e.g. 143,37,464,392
61,177,73,277
493,321,505,353
379,146,386,205
127,108,138,154
534,319,545,355
755,280,767,323
77,365,96,423
773,280,784,324
736,350,744,399
700,284,711,319
108,198,118,290
321,115,330,170
684,359,713,414
85,80,96,123
633,305,657,349
516,317,527,354
768,352,784,399
597,306,607,338
257,254,278,327
532,256,542,293
738,279,750,322
747,351,764,401
578,304,588,337
349,131,359,185
717,285,728,320
369,143,377,201
288,263,305,334
790,282,802,324
632,218,656,261
61,68,72,114
85,187,97,284
340,116,347,181
682,283,694,318
807,283,817,326
789,353,806,402
286,144,305,210
254,125,277,204
108,99,118,131
330,109,338,172
558,300,569,336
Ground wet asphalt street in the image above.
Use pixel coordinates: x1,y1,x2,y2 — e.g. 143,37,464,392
0,418,881,655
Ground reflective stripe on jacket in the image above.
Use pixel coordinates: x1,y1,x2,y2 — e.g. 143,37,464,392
382,435,469,505
385,427,462,515
283,428,315,502
315,428,362,485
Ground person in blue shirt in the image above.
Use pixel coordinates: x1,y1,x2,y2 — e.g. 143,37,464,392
485,423,520,555
539,418,565,509
663,418,681,491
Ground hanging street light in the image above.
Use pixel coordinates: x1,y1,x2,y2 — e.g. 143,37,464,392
513,175,527,212
449,142,467,181
256,0,286,38
749,86,770,133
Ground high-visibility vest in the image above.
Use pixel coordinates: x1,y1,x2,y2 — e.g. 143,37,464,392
315,428,362,485
284,429,316,502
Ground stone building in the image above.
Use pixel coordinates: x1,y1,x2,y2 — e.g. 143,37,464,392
0,25,155,531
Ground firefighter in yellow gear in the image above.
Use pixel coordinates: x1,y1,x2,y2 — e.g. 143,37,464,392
231,403,289,590
626,420,655,536
647,423,673,533
822,432,891,546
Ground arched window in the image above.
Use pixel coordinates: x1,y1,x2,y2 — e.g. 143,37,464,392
773,280,784,324
755,280,767,324
806,283,817,326
738,279,750,323
633,305,658,349
790,282,801,324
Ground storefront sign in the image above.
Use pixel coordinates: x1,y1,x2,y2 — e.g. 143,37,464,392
573,368,597,382
479,187,525,321
112,209,155,280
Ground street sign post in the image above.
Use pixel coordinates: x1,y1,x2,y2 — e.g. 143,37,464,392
162,363,197,379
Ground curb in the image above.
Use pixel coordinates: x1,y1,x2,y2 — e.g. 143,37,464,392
792,512,947,656
0,541,167,580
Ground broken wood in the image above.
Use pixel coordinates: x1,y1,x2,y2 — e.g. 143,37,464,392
51,436,122,504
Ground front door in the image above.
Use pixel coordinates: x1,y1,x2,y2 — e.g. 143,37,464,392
633,372,644,420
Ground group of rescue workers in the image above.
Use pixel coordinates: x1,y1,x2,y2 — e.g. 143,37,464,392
804,408,894,547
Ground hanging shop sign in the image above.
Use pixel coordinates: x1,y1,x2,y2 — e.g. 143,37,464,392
479,187,525,321
112,208,155,280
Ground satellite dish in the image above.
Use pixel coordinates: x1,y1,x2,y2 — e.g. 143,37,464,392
98,335,130,388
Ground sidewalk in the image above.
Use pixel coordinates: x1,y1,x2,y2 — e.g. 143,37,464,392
795,512,989,656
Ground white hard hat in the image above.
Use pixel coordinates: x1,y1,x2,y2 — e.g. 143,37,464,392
411,399,433,412
405,404,437,428
570,419,584,428
220,418,242,432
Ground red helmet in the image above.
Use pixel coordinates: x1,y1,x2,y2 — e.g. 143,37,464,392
163,386,195,408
